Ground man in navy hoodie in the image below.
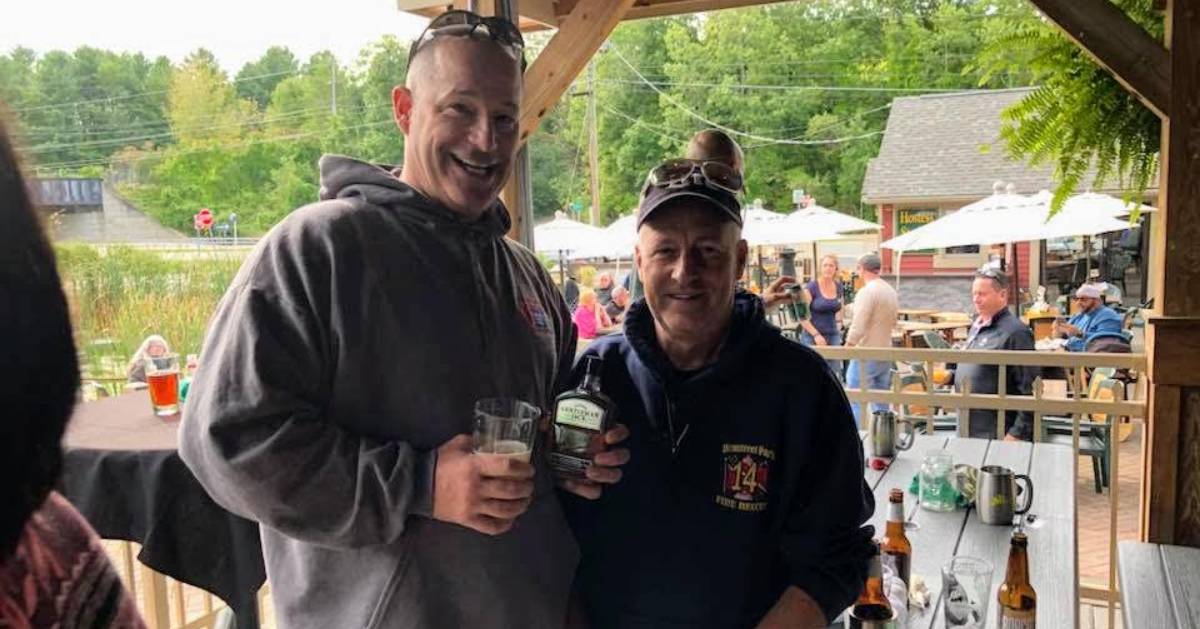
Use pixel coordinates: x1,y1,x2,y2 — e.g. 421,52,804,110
563,159,875,628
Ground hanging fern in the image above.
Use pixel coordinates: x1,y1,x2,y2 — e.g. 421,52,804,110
974,0,1162,211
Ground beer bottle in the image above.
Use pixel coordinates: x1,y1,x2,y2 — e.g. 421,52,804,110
549,356,617,478
850,541,894,621
881,488,912,599
997,531,1037,628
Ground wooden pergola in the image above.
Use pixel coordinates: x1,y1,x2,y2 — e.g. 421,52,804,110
399,0,1200,547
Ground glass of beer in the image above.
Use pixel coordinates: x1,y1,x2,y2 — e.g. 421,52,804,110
473,398,540,463
144,353,181,417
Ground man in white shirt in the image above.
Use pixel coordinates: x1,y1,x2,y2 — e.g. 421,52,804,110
844,253,899,427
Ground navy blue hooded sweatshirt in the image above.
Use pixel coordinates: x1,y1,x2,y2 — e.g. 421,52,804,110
563,292,875,628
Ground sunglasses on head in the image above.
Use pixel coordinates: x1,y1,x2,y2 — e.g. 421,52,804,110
641,158,744,198
407,11,526,72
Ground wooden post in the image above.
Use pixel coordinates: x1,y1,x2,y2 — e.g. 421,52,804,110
1143,0,1200,547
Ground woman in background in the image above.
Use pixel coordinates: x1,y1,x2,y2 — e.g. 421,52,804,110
0,108,144,627
573,289,614,341
798,254,846,377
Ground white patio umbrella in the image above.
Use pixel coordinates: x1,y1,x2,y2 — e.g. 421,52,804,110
787,203,881,235
1061,192,1156,218
534,211,604,283
567,213,638,261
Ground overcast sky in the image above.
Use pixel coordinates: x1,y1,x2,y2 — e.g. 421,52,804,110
1,0,430,73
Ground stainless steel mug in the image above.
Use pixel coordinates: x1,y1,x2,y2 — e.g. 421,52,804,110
869,410,914,458
976,465,1034,525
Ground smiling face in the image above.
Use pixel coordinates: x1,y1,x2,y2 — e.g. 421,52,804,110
635,200,747,350
392,37,521,219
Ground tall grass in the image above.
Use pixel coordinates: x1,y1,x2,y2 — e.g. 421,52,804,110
54,244,246,379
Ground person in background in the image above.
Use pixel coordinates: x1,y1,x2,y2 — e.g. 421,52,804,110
594,272,615,307
685,128,745,178
125,334,171,383
0,109,144,628
844,253,899,427
605,285,630,324
1057,284,1124,352
563,272,581,311
943,268,1035,440
798,254,845,377
573,289,615,341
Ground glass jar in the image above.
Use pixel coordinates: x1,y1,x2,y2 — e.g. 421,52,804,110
919,450,957,512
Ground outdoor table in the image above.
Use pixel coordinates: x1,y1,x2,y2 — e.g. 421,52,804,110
896,320,971,347
929,311,972,324
898,308,940,321
58,390,265,629
853,433,1077,628
1117,541,1200,628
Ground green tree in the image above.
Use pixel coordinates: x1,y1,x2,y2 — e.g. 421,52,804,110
235,46,300,109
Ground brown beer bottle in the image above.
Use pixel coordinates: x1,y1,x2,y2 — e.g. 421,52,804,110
997,531,1037,628
850,541,894,621
880,488,912,599
549,356,617,478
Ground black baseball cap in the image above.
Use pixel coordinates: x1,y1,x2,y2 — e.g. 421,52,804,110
636,181,743,230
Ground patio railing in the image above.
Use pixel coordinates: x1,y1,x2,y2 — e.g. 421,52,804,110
816,345,1147,627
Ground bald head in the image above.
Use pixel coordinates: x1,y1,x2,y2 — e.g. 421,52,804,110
686,129,744,176
392,35,523,218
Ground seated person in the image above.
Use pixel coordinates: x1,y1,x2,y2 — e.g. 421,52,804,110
573,289,614,340
0,111,144,627
594,272,615,306
604,285,630,324
563,161,873,628
125,334,171,383
1056,284,1125,352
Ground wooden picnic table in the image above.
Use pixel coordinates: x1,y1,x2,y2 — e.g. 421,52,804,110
1117,541,1200,628
895,320,972,347
898,308,940,321
854,433,1077,628
929,311,973,324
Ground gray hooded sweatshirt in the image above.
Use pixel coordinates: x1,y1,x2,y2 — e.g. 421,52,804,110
180,155,580,629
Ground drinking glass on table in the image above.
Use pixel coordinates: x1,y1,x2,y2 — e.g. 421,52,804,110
144,353,181,417
473,398,540,463
941,557,994,628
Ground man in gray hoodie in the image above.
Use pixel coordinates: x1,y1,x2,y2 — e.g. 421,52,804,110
180,13,625,629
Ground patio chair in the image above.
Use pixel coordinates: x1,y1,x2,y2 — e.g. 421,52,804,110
920,329,953,350
1041,375,1121,493
897,371,959,434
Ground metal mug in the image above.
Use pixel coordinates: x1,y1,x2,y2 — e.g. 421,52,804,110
868,410,914,458
975,465,1034,525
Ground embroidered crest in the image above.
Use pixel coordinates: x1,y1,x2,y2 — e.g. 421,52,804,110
716,443,774,512
520,296,552,334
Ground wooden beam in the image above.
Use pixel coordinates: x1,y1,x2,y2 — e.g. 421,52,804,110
1027,0,1170,119
518,0,635,143
623,0,779,20
518,0,560,26
1143,0,1200,546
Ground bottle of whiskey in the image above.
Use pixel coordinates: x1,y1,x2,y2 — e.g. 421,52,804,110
997,531,1037,628
881,488,912,601
549,355,616,478
849,541,894,622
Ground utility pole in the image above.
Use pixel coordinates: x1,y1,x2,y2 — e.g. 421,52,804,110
586,58,601,226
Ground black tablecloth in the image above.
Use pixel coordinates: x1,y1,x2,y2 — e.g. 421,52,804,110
58,391,265,629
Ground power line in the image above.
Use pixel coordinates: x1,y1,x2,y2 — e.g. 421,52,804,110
595,77,975,94
8,67,304,114
29,117,393,171
18,103,390,154
597,103,693,144
607,43,891,146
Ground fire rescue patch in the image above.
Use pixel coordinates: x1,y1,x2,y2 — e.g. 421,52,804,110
520,296,552,334
717,443,774,512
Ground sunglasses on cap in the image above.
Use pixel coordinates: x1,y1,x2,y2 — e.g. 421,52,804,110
974,265,1010,285
641,158,744,199
407,11,526,72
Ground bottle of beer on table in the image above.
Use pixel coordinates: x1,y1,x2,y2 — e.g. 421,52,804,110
850,541,894,621
997,531,1037,628
549,355,616,478
881,488,912,603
